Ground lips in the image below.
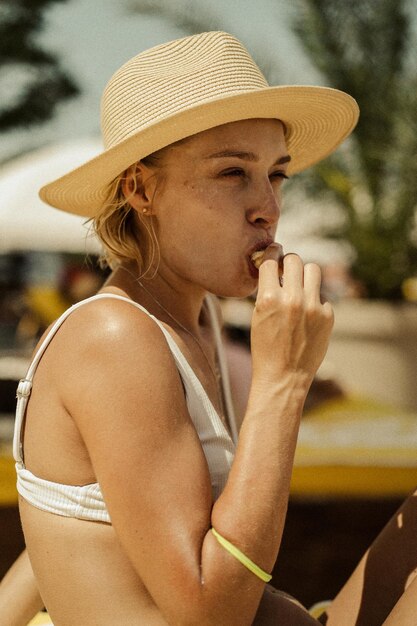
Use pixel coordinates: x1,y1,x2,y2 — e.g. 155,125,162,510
246,238,274,277
248,238,275,257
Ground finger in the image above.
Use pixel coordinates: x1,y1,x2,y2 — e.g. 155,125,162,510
257,243,284,294
303,262,323,305
261,242,283,264
281,254,304,293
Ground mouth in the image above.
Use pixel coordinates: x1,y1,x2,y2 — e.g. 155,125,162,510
251,250,266,270
247,238,274,277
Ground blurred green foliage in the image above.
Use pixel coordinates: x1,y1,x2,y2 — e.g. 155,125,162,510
0,0,79,132
294,0,417,300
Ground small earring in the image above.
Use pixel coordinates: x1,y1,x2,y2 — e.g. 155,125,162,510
142,208,148,214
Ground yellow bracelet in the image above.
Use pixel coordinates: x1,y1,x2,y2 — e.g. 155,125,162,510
211,527,272,583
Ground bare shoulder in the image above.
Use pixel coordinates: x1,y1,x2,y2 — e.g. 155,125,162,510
46,296,183,420
48,294,202,488
57,295,168,351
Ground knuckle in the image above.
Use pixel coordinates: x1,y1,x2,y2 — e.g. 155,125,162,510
324,303,335,323
305,301,334,327
283,293,303,314
305,303,319,319
256,291,279,312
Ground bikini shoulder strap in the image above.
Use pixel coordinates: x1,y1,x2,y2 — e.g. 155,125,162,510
13,294,152,464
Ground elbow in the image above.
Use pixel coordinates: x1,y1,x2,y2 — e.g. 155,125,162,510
162,581,258,626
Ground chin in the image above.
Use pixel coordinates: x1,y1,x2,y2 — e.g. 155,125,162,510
212,280,257,300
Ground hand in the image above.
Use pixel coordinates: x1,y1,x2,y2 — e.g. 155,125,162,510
251,244,334,389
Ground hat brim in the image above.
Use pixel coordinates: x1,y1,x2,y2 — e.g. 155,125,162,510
39,85,359,217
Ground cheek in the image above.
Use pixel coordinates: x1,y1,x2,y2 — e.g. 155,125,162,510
156,181,244,261
184,176,241,210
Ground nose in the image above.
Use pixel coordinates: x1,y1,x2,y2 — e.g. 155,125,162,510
245,180,281,229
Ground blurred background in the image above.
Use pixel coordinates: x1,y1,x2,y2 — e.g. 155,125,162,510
1,0,417,610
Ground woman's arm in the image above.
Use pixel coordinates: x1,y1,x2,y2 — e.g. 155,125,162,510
0,549,44,626
213,252,333,561
59,251,331,625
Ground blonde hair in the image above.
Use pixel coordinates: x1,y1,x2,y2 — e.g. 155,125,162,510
92,158,160,276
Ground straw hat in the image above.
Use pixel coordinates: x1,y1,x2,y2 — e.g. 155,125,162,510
39,31,359,217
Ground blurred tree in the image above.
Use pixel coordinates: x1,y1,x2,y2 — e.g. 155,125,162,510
0,0,79,132
129,0,220,36
293,0,417,300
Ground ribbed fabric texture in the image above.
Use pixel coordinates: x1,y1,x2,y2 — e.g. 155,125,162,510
14,294,236,524
16,469,110,523
101,31,268,149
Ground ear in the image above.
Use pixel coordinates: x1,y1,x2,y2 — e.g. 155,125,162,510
121,162,157,214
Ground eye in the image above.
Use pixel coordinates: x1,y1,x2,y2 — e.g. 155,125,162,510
269,171,289,182
220,168,246,178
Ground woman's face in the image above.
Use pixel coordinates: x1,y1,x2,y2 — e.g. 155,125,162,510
149,118,289,298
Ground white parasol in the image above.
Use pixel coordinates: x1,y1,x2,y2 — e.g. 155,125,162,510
0,138,103,254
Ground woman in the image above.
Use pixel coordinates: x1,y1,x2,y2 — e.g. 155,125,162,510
2,31,417,626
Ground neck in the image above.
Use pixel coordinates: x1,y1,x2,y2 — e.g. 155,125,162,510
112,261,209,336
109,260,225,426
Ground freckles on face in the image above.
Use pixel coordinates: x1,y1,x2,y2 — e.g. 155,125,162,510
152,119,289,294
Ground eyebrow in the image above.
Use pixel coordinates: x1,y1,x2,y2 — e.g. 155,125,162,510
204,150,292,165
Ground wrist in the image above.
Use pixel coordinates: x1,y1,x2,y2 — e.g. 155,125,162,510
244,378,307,430
250,370,312,403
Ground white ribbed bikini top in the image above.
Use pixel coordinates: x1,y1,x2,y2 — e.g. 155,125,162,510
14,293,237,524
